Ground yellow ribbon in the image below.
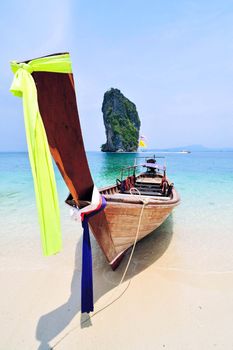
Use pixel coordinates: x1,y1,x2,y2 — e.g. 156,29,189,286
10,53,72,256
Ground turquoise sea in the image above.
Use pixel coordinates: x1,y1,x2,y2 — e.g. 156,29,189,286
0,151,233,271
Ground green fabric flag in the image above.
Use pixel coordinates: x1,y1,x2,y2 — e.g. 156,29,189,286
10,53,72,256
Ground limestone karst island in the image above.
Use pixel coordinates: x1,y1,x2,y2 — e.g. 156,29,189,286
101,88,141,152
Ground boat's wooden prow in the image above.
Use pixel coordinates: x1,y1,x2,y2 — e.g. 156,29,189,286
25,53,121,268
32,68,94,202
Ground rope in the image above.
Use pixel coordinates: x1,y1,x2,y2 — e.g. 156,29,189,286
119,188,148,284
52,188,148,349
90,187,148,312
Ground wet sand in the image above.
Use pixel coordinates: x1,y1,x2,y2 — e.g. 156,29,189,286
1,214,233,350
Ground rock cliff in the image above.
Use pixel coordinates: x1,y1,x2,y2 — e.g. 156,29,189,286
101,88,140,152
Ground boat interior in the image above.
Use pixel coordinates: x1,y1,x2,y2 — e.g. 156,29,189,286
65,157,175,208
102,157,173,198
101,174,173,199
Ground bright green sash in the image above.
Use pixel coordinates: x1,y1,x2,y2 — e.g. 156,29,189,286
10,53,72,256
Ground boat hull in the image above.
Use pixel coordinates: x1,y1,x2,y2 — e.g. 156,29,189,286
89,188,180,269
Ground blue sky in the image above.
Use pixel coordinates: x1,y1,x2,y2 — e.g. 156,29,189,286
0,0,233,151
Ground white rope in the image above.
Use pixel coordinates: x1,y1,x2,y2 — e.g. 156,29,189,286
119,188,148,284
92,188,148,310
52,189,148,349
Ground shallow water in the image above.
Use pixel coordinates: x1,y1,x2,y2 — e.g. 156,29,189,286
0,151,233,271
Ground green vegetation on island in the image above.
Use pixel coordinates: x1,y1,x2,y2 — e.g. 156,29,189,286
101,88,141,152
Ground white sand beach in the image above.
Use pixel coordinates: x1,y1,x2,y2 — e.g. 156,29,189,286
1,210,233,350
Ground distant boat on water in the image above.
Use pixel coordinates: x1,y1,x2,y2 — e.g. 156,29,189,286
180,150,191,154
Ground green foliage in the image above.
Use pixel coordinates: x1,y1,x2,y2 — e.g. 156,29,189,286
108,113,138,150
102,88,140,152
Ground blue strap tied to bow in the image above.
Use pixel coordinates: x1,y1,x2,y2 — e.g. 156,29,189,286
81,195,106,313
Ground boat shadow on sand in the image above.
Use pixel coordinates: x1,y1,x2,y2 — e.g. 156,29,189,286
36,215,174,350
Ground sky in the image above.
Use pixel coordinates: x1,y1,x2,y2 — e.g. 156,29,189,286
0,0,233,151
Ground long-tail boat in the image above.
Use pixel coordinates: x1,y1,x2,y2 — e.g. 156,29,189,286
22,52,179,269
10,52,180,312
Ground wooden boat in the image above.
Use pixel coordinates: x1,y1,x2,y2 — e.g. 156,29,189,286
66,157,180,269
24,52,180,270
